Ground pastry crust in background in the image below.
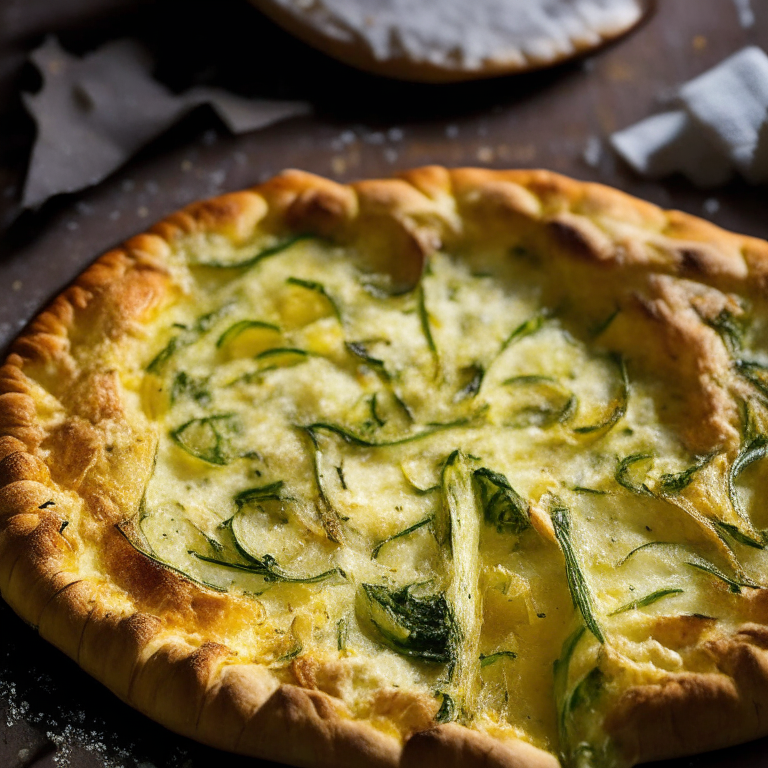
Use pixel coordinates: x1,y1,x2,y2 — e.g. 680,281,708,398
3,166,768,768
248,0,653,82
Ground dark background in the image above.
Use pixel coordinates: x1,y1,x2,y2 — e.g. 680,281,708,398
2,1,768,765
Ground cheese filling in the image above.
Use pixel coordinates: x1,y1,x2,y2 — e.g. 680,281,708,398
108,236,768,763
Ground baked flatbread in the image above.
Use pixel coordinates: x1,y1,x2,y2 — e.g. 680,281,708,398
2,167,768,768
248,0,653,82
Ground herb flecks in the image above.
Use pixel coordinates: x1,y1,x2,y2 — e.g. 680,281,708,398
171,371,211,406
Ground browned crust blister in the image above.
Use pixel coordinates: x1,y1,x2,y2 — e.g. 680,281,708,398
2,167,768,768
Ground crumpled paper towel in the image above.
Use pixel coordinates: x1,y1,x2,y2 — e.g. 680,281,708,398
22,37,312,208
611,46,768,187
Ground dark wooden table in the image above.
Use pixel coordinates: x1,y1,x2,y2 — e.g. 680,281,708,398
1,1,768,765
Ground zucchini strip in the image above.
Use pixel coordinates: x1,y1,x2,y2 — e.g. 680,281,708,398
616,540,677,567
372,516,433,559
685,554,761,593
304,416,477,448
479,651,517,667
170,413,239,465
714,520,766,549
224,511,344,583
705,309,744,354
417,283,439,364
736,359,768,402
502,375,577,428
117,517,226,593
615,453,654,497
286,277,342,321
591,307,620,338
194,234,311,269
435,693,456,723
573,354,628,435
617,541,761,591
608,588,683,616
191,550,341,584
234,481,285,508
345,342,391,381
573,487,607,495
481,312,549,385
400,464,440,495
360,583,455,663
455,366,485,401
304,429,346,544
553,626,587,758
216,319,281,349
255,347,315,364
439,451,484,716
337,617,349,651
728,435,768,526
473,468,530,534
551,505,605,643
501,312,548,352
345,341,415,422
147,304,232,373
658,453,716,494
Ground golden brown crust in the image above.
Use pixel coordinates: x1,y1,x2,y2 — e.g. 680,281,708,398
401,724,560,768
604,625,768,764
3,166,768,768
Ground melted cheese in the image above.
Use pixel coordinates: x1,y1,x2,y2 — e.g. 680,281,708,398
111,237,768,761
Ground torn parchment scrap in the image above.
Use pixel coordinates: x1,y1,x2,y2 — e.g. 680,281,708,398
22,37,311,208
611,46,768,187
